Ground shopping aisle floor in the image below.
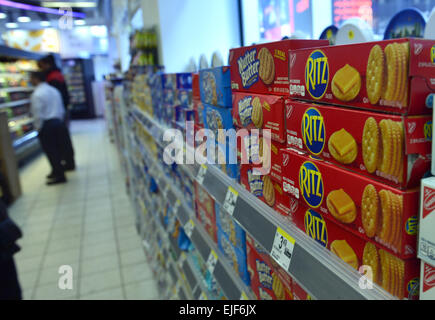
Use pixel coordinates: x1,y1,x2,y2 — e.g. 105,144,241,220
8,119,159,300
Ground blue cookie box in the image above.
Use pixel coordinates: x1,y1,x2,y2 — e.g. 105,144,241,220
199,66,232,108
215,202,246,250
162,73,192,90
202,103,234,139
216,142,239,181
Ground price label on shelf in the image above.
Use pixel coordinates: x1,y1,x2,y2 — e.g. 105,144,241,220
270,227,295,271
206,250,218,274
184,219,195,239
223,186,238,216
173,200,181,215
197,165,207,185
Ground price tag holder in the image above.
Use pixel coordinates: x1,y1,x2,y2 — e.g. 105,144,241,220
184,219,195,239
270,227,296,271
223,186,238,216
197,164,207,185
206,250,218,274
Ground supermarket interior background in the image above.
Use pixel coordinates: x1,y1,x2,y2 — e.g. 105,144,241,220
0,0,435,301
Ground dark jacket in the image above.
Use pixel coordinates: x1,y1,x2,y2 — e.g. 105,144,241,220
46,69,70,110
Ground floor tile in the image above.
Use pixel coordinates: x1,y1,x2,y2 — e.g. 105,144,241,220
121,262,153,285
38,263,79,286
124,279,159,300
120,247,146,267
80,252,120,276
42,247,80,268
82,241,117,260
80,287,124,300
79,269,122,296
33,281,78,300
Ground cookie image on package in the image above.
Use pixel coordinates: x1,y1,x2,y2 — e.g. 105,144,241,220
203,71,218,105
251,97,264,129
262,175,275,207
258,47,275,85
331,64,361,102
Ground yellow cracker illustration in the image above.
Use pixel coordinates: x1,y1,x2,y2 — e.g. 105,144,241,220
366,45,385,104
397,257,405,299
379,249,391,293
326,189,357,224
378,119,393,174
388,192,398,247
394,43,406,104
272,273,285,300
394,121,404,181
400,43,410,108
251,97,264,129
388,120,400,177
362,117,380,174
263,176,275,207
361,184,379,238
331,240,359,270
378,190,392,242
258,48,275,85
386,252,396,297
328,128,358,164
331,64,361,102
362,242,380,285
259,137,271,171
382,43,399,102
394,195,403,250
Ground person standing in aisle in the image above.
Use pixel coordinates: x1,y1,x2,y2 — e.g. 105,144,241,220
38,55,76,172
0,199,22,300
30,72,67,185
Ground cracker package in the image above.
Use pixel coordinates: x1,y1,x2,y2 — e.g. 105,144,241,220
286,100,432,189
237,131,285,184
194,181,215,216
240,164,291,216
232,92,289,143
215,201,246,251
287,202,420,300
282,148,420,259
418,177,435,266
192,73,200,99
246,235,293,300
229,39,329,95
420,261,435,300
199,66,232,107
193,98,205,128
289,38,435,115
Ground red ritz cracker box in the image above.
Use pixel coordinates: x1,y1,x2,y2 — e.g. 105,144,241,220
192,73,200,99
246,235,293,300
281,148,420,259
287,201,420,300
236,130,286,184
240,164,291,216
232,91,289,143
288,38,435,115
285,100,432,189
229,39,329,95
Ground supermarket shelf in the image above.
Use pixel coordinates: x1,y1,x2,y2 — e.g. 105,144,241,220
13,130,38,149
132,106,395,301
0,99,30,109
0,87,33,93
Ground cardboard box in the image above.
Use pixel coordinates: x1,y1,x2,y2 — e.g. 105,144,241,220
418,177,435,266
237,130,285,184
246,235,293,300
199,66,232,107
420,261,435,300
292,280,311,300
195,203,217,244
162,73,193,90
194,181,215,215
192,73,200,99
177,89,193,107
285,100,432,189
216,142,239,181
216,201,246,251
240,164,291,216
288,38,435,115
287,200,420,299
232,92,289,143
229,39,329,95
203,103,234,143
281,148,420,259
193,98,205,128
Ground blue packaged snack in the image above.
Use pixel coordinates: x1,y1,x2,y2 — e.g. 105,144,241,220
215,202,246,251
177,89,193,107
162,74,177,90
163,89,176,105
216,142,239,181
199,66,232,107
203,103,234,143
177,73,193,90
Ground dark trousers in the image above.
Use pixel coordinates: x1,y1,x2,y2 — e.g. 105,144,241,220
61,112,75,168
38,119,66,178
0,257,22,300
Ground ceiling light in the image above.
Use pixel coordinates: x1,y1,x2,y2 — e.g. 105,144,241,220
6,22,18,28
41,1,97,8
17,16,31,23
74,19,86,25
0,12,6,19
40,20,51,27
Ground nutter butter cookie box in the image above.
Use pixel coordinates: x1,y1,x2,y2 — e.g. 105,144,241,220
246,235,293,300
229,39,329,95
240,164,291,216
281,148,420,260
285,100,432,189
288,38,435,115
232,92,289,143
287,200,420,300
199,66,232,108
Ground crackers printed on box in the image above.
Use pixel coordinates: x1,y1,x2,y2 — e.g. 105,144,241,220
330,240,358,269
331,64,361,102
362,117,380,174
366,45,385,105
362,242,380,285
361,184,379,238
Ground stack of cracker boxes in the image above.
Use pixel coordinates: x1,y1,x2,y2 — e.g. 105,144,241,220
229,39,329,300
282,38,435,300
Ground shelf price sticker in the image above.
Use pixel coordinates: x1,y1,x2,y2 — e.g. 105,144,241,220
223,186,238,216
197,164,207,185
270,227,296,271
206,250,218,274
184,219,195,239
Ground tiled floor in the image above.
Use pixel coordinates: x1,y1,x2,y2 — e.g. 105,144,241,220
8,119,159,300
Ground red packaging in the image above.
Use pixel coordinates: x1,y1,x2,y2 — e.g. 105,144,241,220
288,38,435,115
281,148,420,259
287,201,420,299
193,97,205,128
285,100,432,189
246,235,293,300
240,164,291,216
192,73,200,99
232,92,289,143
292,280,311,300
229,39,329,95
236,130,286,184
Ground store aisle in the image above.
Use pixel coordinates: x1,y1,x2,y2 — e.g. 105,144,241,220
8,119,159,300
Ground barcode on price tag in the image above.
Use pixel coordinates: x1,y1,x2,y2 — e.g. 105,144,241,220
197,165,207,185
223,186,238,216
206,250,218,274
184,219,195,239
270,227,295,271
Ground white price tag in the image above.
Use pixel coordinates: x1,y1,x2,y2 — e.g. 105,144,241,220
270,227,296,271
206,250,218,274
197,165,207,185
173,200,181,215
184,219,195,239
223,186,238,216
